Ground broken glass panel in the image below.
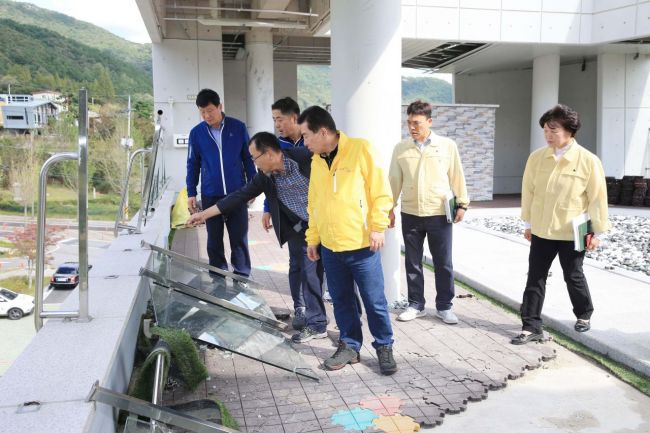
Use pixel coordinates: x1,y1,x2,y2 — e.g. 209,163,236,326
146,246,277,324
145,277,318,381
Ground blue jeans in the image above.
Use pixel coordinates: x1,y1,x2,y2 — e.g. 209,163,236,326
321,246,394,351
202,195,251,277
287,235,327,332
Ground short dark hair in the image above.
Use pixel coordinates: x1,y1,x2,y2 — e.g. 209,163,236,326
271,97,300,116
250,131,281,154
297,106,337,133
539,104,581,137
406,100,432,119
196,89,221,108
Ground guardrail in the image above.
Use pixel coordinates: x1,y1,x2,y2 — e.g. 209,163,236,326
35,89,90,331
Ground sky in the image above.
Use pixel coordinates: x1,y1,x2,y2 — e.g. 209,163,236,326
14,0,152,43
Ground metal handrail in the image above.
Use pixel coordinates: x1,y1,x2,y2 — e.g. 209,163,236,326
114,147,151,236
35,152,78,330
35,89,91,331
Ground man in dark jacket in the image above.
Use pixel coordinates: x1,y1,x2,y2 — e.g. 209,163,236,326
186,132,328,343
186,89,257,277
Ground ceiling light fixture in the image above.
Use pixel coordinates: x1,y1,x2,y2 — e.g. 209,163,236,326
197,17,307,29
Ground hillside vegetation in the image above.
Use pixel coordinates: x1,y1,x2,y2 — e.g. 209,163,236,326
297,65,452,109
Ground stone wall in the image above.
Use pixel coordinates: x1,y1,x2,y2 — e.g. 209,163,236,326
402,104,498,201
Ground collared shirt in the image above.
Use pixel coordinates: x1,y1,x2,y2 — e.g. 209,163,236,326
272,156,309,222
413,131,432,152
521,141,610,240
208,119,225,151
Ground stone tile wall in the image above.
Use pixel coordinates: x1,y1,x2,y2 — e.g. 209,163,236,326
401,104,498,201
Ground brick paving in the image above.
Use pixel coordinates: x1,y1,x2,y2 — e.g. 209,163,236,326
164,211,556,432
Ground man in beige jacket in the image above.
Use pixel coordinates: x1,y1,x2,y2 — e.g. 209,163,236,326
389,100,469,324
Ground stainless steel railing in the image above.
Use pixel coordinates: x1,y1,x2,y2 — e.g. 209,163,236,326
35,89,91,331
114,147,151,235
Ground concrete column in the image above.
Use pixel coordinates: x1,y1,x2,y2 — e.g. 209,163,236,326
597,53,626,177
152,38,224,192
530,54,560,151
245,29,274,135
274,62,298,102
331,0,402,304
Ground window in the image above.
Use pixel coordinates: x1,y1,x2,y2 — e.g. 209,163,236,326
7,115,24,120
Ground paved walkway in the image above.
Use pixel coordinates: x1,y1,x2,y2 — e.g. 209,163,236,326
451,204,650,377
167,213,555,433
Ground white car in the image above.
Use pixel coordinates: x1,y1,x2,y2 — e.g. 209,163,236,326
0,287,35,320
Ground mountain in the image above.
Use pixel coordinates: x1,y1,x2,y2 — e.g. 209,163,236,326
0,0,150,72
0,18,151,97
297,65,452,109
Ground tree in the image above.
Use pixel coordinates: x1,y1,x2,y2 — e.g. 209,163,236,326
8,223,64,294
8,140,39,219
0,74,19,94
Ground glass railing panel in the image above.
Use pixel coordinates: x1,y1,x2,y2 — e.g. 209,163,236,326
146,279,318,381
146,251,276,322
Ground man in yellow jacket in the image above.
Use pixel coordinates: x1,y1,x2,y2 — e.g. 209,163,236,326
299,106,397,375
389,100,469,325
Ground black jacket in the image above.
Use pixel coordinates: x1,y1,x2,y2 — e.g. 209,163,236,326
217,147,312,246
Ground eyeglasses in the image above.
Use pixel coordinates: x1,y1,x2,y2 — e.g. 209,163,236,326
252,152,265,163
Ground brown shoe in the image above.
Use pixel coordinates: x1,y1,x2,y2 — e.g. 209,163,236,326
324,341,360,370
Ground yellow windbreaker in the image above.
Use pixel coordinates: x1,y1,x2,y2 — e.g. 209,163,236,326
306,132,393,252
388,133,469,216
521,141,610,240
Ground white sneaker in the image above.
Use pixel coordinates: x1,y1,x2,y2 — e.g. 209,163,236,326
397,306,426,322
435,309,458,324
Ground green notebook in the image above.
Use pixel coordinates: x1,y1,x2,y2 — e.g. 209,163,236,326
572,213,593,252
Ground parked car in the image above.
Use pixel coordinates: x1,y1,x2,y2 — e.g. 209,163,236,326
49,262,92,289
0,287,34,320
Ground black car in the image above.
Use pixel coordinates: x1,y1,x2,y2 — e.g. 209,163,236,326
50,262,92,289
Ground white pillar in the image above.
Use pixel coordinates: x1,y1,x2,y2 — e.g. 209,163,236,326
597,53,626,177
246,29,274,135
331,0,402,304
530,54,560,151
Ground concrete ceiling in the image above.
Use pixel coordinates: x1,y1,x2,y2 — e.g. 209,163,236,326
137,1,650,70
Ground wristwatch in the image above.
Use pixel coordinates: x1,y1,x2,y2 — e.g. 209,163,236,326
457,204,468,211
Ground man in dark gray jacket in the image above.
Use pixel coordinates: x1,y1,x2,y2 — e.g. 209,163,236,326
187,132,327,343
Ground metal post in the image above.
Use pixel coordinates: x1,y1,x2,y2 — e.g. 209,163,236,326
35,152,77,331
78,89,90,322
114,148,151,236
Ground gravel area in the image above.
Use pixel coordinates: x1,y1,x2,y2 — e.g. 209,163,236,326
463,215,650,276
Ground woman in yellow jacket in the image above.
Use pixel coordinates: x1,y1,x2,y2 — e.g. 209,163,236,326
512,104,610,345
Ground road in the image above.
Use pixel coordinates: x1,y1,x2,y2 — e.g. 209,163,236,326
0,218,114,376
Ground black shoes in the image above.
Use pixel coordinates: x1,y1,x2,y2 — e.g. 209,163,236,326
376,346,397,375
510,331,544,345
575,319,591,332
291,326,327,343
292,307,306,330
324,341,360,370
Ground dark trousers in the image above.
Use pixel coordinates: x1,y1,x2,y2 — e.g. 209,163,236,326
401,213,455,311
521,235,594,334
202,195,251,277
287,234,327,331
321,246,393,351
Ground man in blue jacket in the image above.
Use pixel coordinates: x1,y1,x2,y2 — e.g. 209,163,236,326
186,88,257,277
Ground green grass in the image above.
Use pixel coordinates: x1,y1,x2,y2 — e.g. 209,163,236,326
0,275,50,296
443,267,650,397
0,186,141,221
